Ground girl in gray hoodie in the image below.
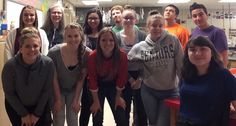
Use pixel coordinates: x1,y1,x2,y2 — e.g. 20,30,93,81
128,13,183,126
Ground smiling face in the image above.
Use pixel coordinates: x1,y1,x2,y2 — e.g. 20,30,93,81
188,45,212,70
22,8,36,27
64,28,82,48
50,6,63,26
87,12,100,30
191,8,209,29
99,31,115,58
147,15,164,41
20,37,41,64
122,10,136,29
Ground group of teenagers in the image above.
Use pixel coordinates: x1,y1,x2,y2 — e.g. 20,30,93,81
1,1,236,126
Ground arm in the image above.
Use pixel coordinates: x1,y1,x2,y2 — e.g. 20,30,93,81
2,61,29,117
72,68,87,113
179,27,190,49
90,91,101,116
219,50,228,68
115,52,128,109
39,29,49,55
4,30,16,63
87,52,101,115
174,37,184,78
52,70,62,113
33,61,54,117
214,29,228,68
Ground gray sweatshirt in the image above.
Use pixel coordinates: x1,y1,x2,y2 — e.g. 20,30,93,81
2,53,54,117
128,30,183,90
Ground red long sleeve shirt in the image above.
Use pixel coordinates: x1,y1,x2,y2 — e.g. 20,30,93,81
88,50,128,92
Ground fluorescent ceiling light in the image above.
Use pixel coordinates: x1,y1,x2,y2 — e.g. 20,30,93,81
157,0,190,3
97,0,112,1
82,0,99,5
218,0,236,2
82,0,112,5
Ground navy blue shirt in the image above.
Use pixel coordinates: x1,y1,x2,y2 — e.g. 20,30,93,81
179,68,236,125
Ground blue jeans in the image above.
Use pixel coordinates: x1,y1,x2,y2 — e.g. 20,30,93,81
93,81,128,126
53,90,78,126
141,84,178,126
123,82,147,126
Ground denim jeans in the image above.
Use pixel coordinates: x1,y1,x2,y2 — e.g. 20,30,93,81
141,84,178,126
79,80,93,126
93,81,128,126
123,82,147,126
53,90,78,126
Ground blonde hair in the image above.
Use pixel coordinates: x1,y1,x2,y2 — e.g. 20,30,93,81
146,13,164,27
64,23,85,44
20,27,40,47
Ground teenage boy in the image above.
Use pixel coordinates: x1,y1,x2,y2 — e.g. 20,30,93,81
164,4,190,49
189,2,228,67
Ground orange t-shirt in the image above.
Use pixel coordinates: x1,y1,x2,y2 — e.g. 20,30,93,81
164,23,190,49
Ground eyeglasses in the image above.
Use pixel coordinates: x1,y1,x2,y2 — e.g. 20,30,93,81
51,11,62,15
123,16,135,21
88,17,99,21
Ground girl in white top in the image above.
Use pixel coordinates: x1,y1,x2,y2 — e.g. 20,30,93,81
4,5,49,63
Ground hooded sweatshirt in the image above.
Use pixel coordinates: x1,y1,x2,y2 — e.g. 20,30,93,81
128,30,183,90
2,53,54,117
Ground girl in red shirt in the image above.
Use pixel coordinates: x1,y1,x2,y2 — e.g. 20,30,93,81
88,27,128,126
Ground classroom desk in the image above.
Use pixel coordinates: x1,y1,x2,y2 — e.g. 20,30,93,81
164,98,180,126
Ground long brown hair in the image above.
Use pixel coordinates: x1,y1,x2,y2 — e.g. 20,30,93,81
41,3,65,34
64,23,87,80
96,27,120,79
19,5,38,32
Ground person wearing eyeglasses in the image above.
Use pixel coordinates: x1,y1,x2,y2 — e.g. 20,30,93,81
41,2,65,49
116,7,147,126
79,8,104,126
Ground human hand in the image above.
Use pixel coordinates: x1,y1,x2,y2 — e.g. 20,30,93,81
72,100,80,113
131,79,141,89
115,96,126,110
30,114,39,126
53,99,62,114
21,114,31,126
90,100,101,116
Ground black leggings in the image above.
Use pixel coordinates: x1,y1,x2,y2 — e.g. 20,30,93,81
5,99,52,126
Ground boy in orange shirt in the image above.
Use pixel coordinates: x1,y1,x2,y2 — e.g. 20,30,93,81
164,4,189,49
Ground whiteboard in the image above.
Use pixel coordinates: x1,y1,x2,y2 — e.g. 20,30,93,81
6,1,43,30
